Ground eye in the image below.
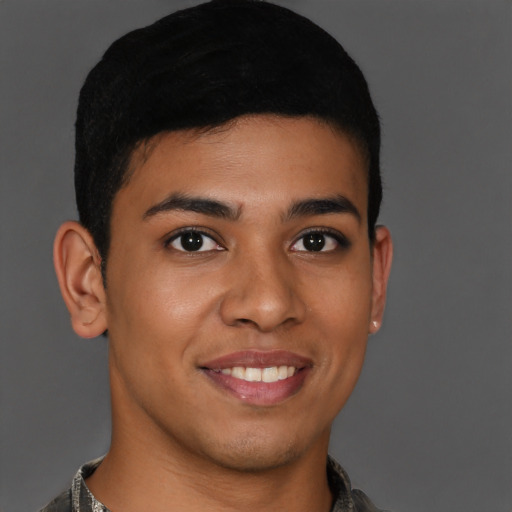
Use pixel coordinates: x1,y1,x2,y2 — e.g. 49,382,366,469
291,230,348,252
167,230,223,252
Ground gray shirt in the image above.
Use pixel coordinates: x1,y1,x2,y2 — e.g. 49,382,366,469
39,456,386,512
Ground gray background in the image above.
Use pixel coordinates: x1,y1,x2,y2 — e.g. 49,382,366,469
1,1,511,511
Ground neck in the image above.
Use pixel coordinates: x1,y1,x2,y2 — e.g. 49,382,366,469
86,418,333,512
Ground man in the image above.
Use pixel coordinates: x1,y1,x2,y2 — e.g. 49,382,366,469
42,0,393,510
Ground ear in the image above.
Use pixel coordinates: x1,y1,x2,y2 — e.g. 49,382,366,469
53,221,107,338
369,225,393,334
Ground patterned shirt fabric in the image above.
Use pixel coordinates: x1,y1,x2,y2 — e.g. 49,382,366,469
39,455,386,512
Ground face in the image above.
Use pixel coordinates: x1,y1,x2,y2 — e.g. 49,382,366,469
104,115,384,471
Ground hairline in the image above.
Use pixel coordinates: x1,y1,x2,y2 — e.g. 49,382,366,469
121,113,371,189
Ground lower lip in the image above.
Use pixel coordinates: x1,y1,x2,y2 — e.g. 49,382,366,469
203,368,310,406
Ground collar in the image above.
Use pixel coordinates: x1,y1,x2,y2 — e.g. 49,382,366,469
67,455,376,512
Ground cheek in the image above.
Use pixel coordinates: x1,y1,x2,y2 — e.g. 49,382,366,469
105,265,216,411
308,259,373,335
306,259,373,395
106,258,223,358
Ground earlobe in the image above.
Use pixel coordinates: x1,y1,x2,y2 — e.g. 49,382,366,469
369,226,393,334
53,221,107,338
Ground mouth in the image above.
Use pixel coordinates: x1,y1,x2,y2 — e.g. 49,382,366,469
215,365,297,382
200,350,312,406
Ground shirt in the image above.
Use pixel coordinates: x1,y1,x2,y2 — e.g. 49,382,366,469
39,455,387,512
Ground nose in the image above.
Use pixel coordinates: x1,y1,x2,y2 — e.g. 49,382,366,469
219,250,307,332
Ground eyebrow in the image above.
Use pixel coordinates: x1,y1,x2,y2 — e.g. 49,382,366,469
143,192,360,223
143,193,241,221
284,195,361,223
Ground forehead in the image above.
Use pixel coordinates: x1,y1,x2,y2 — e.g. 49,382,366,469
119,115,368,219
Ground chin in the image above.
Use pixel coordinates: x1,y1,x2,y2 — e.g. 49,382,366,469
197,430,306,473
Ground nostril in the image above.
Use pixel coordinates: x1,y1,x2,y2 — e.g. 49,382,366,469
219,276,307,331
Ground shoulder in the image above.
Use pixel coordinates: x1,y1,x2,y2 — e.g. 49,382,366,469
351,488,388,512
38,489,72,512
38,456,105,512
327,456,390,512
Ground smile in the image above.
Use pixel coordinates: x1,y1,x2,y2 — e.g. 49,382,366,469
200,351,311,405
215,366,297,383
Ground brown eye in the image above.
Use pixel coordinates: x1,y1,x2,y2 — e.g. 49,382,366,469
291,230,348,252
303,233,326,251
168,231,222,252
180,232,204,251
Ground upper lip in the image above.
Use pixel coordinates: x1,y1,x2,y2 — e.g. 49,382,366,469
201,350,313,370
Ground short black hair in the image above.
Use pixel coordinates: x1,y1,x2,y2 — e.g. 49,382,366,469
75,0,382,262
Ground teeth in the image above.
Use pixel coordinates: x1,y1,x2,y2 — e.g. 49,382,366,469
217,365,297,383
262,367,278,382
278,366,288,380
245,367,262,382
231,367,245,379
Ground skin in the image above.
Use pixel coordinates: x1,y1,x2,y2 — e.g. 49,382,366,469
54,115,392,512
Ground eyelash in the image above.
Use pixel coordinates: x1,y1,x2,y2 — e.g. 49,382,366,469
163,227,350,253
164,227,224,253
291,228,351,253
